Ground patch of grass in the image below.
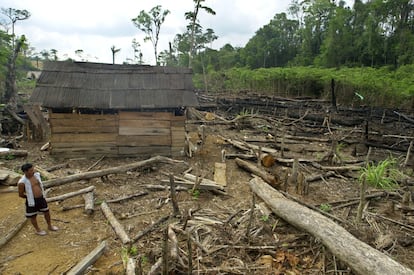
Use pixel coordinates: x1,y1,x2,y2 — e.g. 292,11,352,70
359,157,400,190
260,215,269,222
140,255,148,266
237,107,257,117
319,203,332,212
190,189,200,200
129,245,138,256
5,154,15,160
121,247,129,266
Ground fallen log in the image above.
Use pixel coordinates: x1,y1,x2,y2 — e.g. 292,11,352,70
126,258,136,275
100,201,131,244
45,162,69,172
0,218,27,249
248,176,414,275
306,171,336,182
224,137,278,155
43,156,186,188
235,158,278,187
0,149,27,158
35,166,58,180
0,186,17,193
46,186,95,203
66,241,106,275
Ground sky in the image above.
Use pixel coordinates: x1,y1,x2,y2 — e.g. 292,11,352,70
1,0,295,65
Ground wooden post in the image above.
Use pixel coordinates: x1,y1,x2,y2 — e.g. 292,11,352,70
404,140,413,167
331,78,337,112
169,174,180,217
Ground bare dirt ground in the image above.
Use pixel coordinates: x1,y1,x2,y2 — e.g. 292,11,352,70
1,94,414,274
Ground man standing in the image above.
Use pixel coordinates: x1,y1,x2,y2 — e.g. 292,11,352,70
18,163,59,236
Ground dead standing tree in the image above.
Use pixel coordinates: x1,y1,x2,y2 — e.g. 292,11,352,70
4,36,26,126
2,8,31,125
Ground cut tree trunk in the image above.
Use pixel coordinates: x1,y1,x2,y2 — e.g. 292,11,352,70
248,176,414,275
83,192,94,215
43,156,185,188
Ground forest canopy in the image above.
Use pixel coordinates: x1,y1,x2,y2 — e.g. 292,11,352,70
1,0,414,109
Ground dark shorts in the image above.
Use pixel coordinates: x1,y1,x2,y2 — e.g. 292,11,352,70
25,197,49,217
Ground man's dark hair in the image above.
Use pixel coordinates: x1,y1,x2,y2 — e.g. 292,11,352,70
21,163,33,172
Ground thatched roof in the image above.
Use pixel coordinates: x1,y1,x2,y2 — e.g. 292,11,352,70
30,61,198,109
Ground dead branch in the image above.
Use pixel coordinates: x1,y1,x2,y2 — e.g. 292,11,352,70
367,212,414,232
306,171,336,182
0,250,33,266
131,215,170,243
171,225,209,254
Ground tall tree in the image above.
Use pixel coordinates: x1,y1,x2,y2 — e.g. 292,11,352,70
241,13,300,68
185,0,216,68
317,2,353,67
0,8,30,49
110,45,120,64
295,0,336,65
131,38,143,64
0,30,12,76
132,5,170,65
4,35,26,115
50,49,58,61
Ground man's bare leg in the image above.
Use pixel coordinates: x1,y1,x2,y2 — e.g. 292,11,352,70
30,216,40,231
30,216,46,235
44,211,58,231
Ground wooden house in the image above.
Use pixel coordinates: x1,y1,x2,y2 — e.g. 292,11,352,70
28,61,198,157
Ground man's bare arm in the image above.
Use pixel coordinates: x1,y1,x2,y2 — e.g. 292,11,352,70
18,183,26,198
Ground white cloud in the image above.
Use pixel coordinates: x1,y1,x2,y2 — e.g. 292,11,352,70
3,0,298,64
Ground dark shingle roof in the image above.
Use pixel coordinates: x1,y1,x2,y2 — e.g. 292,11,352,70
30,61,198,109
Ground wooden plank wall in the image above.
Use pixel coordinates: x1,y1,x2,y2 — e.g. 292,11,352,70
49,112,119,157
171,115,185,157
118,111,181,157
49,111,186,158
